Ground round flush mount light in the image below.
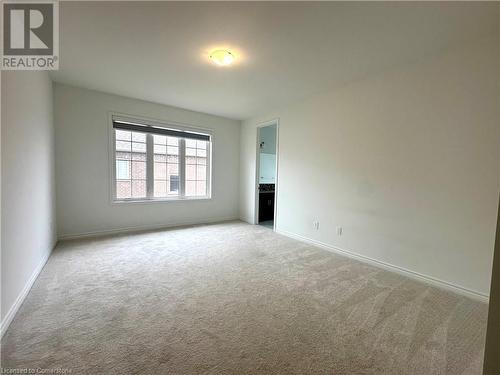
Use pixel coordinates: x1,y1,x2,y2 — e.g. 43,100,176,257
209,49,235,66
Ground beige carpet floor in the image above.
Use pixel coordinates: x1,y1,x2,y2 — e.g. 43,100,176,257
1,221,489,374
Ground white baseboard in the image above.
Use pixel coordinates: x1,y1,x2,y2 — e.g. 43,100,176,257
1,247,53,339
58,216,240,241
276,228,489,303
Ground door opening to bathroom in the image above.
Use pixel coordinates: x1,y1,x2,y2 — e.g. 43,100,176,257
255,121,278,230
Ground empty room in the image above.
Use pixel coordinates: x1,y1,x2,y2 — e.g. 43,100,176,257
1,1,500,374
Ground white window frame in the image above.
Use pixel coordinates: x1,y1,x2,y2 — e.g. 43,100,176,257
108,113,213,203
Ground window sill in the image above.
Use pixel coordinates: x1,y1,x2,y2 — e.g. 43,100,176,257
111,196,212,204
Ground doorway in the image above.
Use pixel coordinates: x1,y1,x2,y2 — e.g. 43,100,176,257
255,121,278,230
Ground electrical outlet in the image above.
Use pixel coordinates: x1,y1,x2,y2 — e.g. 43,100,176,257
313,221,320,230
336,226,343,236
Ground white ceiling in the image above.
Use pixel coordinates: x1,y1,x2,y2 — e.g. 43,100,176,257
51,2,499,120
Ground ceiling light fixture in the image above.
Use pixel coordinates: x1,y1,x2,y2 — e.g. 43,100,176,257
209,49,235,66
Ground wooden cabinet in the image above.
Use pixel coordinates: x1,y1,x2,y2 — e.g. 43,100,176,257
259,191,275,222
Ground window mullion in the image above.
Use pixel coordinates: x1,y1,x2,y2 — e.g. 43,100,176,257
179,138,186,198
146,133,154,198
113,129,117,200
206,140,211,197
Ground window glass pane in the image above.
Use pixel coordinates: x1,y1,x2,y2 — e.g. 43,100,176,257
185,156,196,165
196,165,206,180
153,134,167,145
116,140,131,152
132,180,146,198
196,181,206,196
185,180,196,196
116,151,131,160
132,132,146,143
197,148,207,157
116,130,131,141
116,160,130,179
132,142,146,153
167,163,179,178
169,176,180,194
154,181,167,197
116,181,131,199
153,133,180,198
154,162,166,180
167,154,179,164
167,137,179,146
167,146,179,155
196,156,207,165
186,147,196,157
186,139,197,148
132,161,146,179
196,140,207,149
154,153,166,162
186,164,196,180
154,144,166,155
132,151,146,161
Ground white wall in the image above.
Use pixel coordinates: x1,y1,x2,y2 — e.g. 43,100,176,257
54,84,240,238
240,36,500,296
1,72,56,333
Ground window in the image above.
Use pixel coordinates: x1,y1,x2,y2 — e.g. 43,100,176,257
112,118,211,201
